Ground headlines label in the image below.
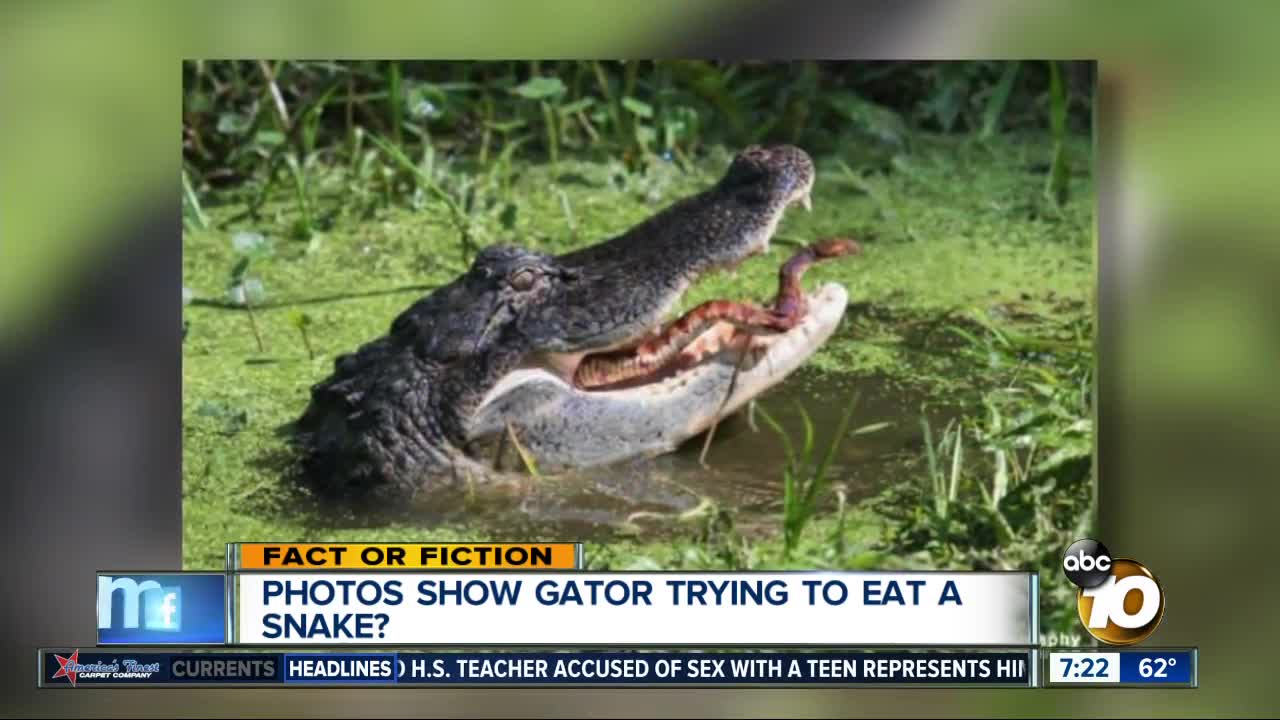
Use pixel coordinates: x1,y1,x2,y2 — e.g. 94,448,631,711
234,571,1036,646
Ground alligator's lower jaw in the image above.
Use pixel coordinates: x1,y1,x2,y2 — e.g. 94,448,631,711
466,283,848,471
628,282,849,439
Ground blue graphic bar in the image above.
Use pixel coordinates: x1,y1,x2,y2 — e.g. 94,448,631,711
283,654,396,684
1119,651,1195,685
96,573,227,645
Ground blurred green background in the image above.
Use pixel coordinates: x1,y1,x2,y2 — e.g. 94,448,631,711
4,0,1280,717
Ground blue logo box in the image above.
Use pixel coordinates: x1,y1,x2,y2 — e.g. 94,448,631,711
97,573,226,645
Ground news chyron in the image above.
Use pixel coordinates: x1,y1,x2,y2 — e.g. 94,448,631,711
97,573,227,645
1061,539,1165,645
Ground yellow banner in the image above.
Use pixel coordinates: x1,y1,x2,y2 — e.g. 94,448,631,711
233,542,580,570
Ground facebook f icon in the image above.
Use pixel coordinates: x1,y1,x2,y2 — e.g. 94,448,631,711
142,586,181,631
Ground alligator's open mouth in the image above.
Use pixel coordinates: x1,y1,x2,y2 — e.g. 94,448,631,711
569,242,855,393
488,178,828,394
470,231,859,470
483,278,847,408
556,278,847,409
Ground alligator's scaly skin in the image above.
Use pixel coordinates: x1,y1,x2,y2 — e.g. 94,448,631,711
292,145,817,496
293,246,563,494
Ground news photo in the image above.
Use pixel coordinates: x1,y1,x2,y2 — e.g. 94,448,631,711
39,59,1194,692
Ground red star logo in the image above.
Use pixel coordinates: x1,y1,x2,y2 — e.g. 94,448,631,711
52,650,80,687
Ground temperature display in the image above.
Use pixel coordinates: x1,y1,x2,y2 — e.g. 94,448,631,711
1120,652,1193,684
1046,649,1196,687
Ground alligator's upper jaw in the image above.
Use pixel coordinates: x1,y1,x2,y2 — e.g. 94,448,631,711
467,283,848,471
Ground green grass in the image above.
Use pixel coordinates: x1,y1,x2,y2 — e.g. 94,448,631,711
184,61,1091,234
755,393,862,561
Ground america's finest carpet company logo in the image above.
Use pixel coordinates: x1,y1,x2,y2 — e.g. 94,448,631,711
49,650,162,686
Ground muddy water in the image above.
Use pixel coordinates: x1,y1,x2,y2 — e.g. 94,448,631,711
383,367,963,541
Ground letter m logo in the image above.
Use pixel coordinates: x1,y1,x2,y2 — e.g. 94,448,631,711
98,576,164,630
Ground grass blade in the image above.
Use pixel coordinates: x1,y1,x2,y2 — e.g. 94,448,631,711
831,486,848,557
948,423,963,504
796,401,815,465
387,61,403,146
851,421,893,436
1045,60,1070,207
754,404,794,467
981,62,1020,139
283,153,312,239
808,392,859,511
505,422,541,478
992,447,1009,507
366,132,464,222
182,168,209,230
921,415,940,506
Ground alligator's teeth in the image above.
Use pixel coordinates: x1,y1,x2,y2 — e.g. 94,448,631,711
800,192,812,212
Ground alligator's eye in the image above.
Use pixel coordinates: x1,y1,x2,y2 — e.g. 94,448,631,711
723,157,767,191
735,184,769,206
508,268,536,291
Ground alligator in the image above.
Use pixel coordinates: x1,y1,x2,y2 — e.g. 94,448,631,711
291,145,860,498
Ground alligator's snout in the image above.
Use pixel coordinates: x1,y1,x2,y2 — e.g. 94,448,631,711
713,144,815,258
724,144,815,212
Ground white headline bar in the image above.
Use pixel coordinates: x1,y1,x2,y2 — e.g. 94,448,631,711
235,571,1036,646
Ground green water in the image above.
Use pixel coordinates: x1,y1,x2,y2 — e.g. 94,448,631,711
182,133,1094,570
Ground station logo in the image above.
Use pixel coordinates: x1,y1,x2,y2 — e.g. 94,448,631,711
1062,538,1165,645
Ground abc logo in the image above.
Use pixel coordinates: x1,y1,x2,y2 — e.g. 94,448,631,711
1062,539,1165,645
1062,538,1112,588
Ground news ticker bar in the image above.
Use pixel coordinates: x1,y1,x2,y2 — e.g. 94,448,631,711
39,649,1037,688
